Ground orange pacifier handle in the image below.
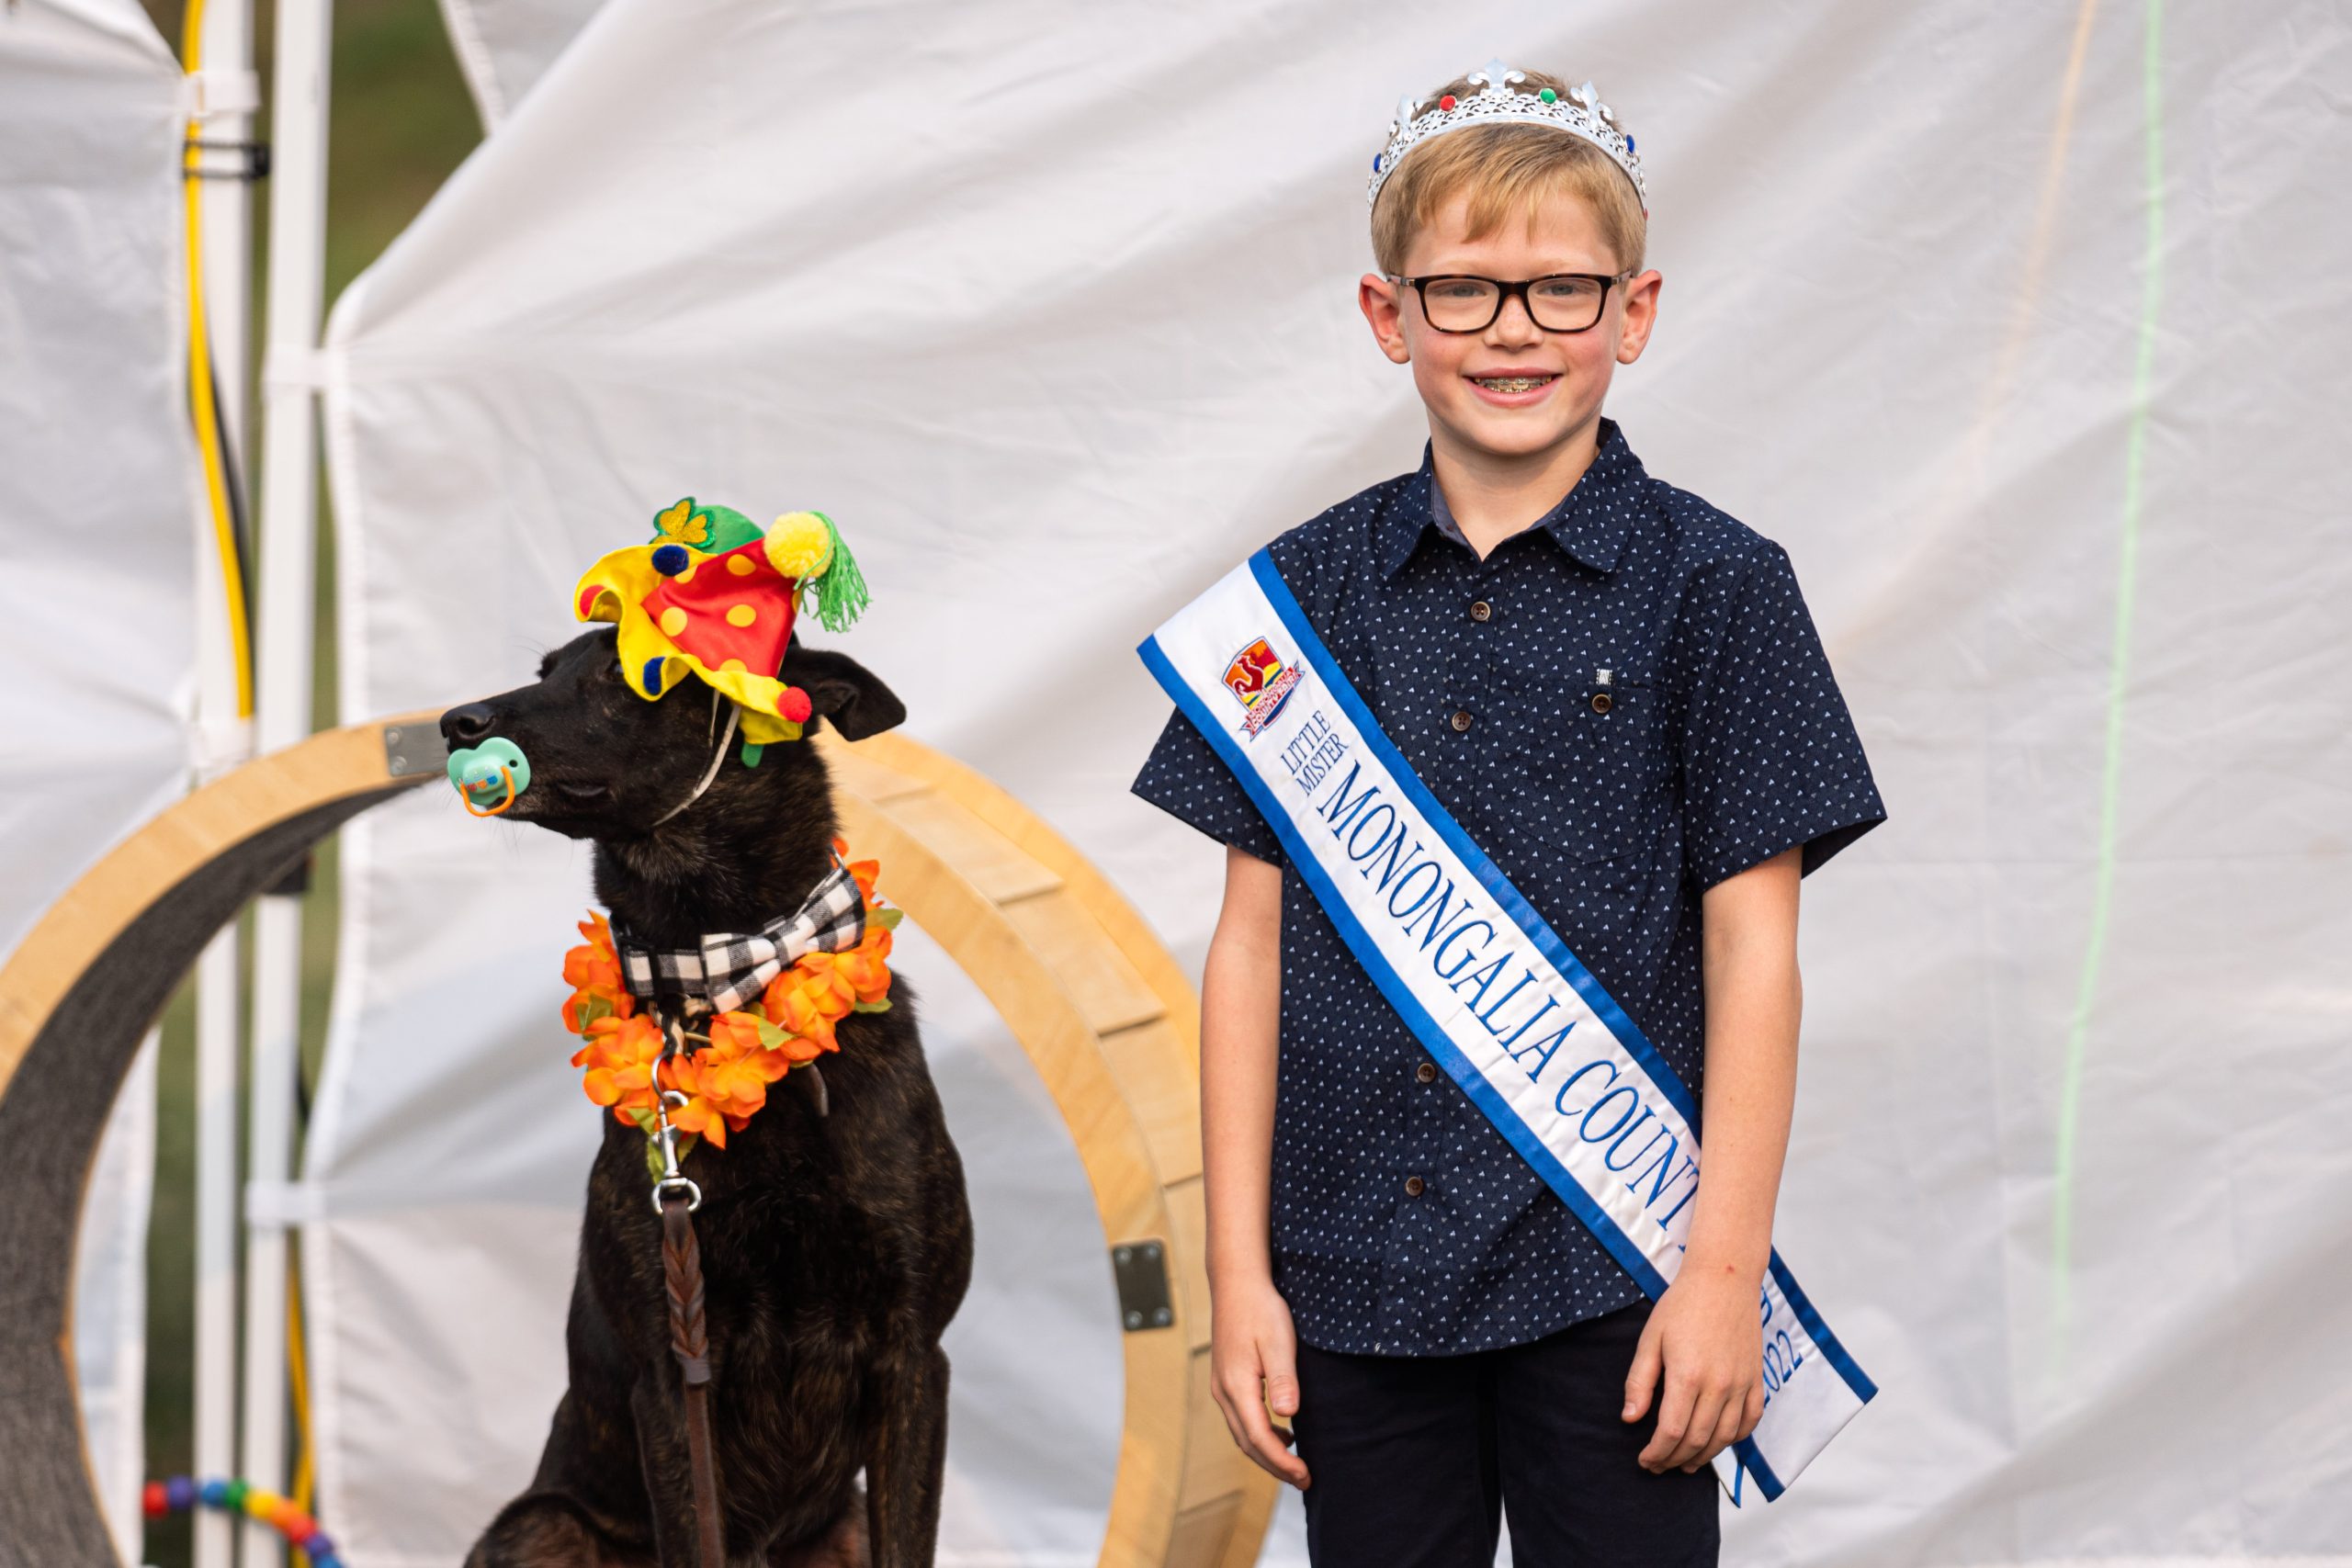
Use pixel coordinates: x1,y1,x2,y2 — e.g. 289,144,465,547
447,737,531,818
461,764,519,818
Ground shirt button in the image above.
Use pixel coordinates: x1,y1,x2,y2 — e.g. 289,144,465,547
1590,691,1614,715
1404,1175,1426,1197
1469,600,1492,623
1415,1061,1438,1084
1448,709,1473,733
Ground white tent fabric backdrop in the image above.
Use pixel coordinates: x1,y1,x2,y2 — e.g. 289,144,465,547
431,0,598,129
0,0,205,1554
313,1,2352,1563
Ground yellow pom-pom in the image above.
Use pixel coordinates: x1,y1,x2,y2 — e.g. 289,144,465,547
765,512,833,580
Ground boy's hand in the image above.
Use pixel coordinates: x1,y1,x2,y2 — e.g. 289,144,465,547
1621,1264,1766,1474
1210,1274,1311,1489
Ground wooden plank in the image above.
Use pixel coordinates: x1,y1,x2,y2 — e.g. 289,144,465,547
820,729,1200,1044
1164,1177,1211,1354
1001,890,1164,1038
1165,1494,1245,1568
1098,1019,1204,1186
817,740,932,804
877,788,1063,907
1178,1347,1238,1513
0,715,435,1080
1214,1472,1282,1568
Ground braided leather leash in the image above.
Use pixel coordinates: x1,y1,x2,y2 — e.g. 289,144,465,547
647,1008,830,1568
662,1191,726,1568
650,1014,726,1568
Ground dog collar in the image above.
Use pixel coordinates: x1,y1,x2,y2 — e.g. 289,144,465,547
614,860,865,1016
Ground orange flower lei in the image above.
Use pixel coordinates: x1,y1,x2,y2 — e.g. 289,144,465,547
560,839,898,1168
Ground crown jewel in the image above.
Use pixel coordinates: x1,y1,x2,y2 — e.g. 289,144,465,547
1368,59,1646,212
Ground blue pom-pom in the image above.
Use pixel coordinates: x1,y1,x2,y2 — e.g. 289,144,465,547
199,1479,229,1507
306,1533,339,1557
642,657,666,696
165,1476,196,1509
650,543,690,577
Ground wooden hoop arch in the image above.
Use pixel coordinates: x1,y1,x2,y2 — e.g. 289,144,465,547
0,716,1274,1568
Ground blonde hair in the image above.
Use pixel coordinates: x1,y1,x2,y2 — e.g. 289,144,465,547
1370,69,1646,277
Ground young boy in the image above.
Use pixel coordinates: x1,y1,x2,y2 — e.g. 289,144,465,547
1132,62,1886,1566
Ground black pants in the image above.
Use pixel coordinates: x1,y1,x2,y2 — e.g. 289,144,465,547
1293,1302,1720,1568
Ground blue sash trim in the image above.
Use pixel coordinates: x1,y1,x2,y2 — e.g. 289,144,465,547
1140,547,1875,1503
1773,1254,1880,1404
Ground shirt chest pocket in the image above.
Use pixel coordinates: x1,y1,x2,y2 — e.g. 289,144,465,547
1497,663,1674,866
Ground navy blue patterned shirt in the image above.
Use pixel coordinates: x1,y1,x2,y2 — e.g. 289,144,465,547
1133,418,1887,1356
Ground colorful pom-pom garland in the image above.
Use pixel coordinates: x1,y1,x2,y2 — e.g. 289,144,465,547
142,1474,344,1568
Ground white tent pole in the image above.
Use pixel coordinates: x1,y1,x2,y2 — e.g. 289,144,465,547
191,942,239,1568
243,0,334,1562
187,4,260,1565
198,0,254,467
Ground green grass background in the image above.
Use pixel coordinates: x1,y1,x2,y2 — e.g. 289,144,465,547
133,3,480,1561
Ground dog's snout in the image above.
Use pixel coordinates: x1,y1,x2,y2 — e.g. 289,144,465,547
440,702,498,750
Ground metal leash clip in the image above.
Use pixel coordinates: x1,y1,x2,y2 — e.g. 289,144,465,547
650,1018,703,1214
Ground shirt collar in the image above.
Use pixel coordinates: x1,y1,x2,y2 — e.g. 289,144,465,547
1381,417,1645,581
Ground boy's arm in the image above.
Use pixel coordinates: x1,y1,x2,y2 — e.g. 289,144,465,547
1623,843,1804,1474
1201,843,1312,1488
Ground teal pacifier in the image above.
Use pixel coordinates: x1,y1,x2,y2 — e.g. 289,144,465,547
447,738,531,817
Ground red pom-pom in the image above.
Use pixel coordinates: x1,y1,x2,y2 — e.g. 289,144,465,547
142,1481,169,1518
779,686,813,723
276,1507,317,1540
1438,94,1457,110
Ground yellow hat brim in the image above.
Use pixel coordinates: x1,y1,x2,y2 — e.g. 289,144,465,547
572,543,808,742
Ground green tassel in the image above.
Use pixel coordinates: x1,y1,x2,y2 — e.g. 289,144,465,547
740,740,764,769
807,511,869,633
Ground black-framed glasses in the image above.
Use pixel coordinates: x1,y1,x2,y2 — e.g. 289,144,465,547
1388,271,1631,333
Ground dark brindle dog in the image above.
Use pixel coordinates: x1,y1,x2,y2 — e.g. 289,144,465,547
440,628,973,1568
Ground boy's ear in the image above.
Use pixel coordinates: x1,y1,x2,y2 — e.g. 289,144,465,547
785,643,907,740
1359,273,1412,365
1615,268,1663,366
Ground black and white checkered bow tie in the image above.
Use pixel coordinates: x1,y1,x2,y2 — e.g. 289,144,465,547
615,863,866,1017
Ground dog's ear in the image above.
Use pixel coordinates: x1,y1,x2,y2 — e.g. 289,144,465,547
786,646,906,741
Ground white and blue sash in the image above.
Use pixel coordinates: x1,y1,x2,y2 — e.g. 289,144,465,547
1139,550,1875,1503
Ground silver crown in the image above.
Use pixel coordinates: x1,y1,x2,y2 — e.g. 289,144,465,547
1368,60,1646,211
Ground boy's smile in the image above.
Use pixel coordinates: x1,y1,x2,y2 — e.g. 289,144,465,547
1465,368,1563,404
1360,192,1660,536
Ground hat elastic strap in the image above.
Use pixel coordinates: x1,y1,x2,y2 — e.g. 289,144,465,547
650,694,742,828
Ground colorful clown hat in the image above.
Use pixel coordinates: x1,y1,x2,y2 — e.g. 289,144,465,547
573,497,869,750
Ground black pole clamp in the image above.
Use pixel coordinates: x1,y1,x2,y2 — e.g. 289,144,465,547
185,138,271,181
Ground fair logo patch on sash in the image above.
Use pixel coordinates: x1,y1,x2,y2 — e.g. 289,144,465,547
1223,636,1303,739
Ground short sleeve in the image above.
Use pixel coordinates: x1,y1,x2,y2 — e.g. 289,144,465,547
1132,707,1287,869
1679,543,1886,892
